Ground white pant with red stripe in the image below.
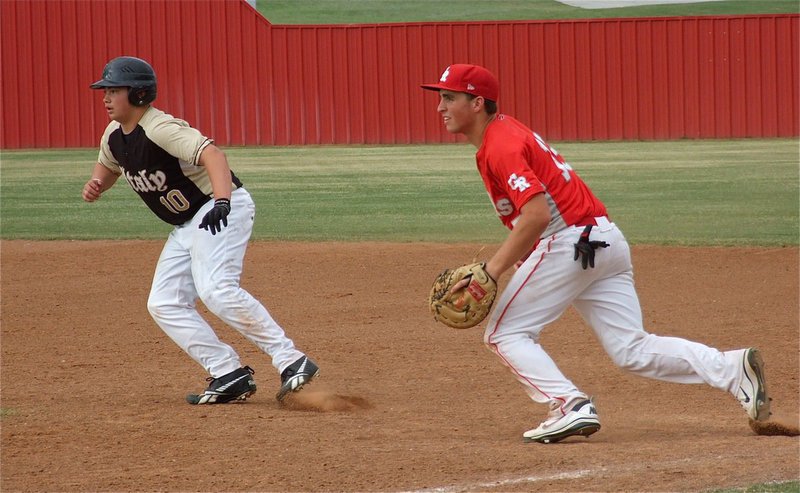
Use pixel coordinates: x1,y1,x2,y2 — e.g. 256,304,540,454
484,217,745,407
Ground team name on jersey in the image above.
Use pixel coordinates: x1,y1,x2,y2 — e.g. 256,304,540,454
124,168,168,193
508,173,531,191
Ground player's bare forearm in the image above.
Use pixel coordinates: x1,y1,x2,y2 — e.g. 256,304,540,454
199,144,233,200
82,162,119,202
485,194,549,280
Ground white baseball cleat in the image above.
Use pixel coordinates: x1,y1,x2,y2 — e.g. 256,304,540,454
523,396,601,444
736,348,771,421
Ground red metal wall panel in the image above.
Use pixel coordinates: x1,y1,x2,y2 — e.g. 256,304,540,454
700,21,715,138
714,18,732,138
793,17,800,137
666,19,685,139
651,20,669,139
683,19,701,138
729,17,747,138
760,18,779,137
775,17,796,138
573,23,592,140
542,22,563,141
30,1,48,147
603,22,624,140
0,0,797,149
585,22,600,141
1,0,21,148
620,21,639,140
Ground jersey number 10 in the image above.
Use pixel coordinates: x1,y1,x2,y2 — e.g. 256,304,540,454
159,189,191,215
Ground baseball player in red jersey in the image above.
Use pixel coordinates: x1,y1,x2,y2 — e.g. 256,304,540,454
82,56,319,404
421,64,771,443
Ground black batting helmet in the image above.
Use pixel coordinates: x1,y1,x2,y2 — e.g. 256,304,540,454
90,56,157,106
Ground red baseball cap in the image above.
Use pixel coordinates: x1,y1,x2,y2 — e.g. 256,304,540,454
421,64,499,102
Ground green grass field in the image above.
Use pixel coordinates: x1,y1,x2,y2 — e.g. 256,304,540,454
707,482,800,493
1,139,797,245
257,0,799,24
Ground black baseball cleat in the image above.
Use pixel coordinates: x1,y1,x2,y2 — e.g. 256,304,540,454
276,356,320,402
186,366,256,405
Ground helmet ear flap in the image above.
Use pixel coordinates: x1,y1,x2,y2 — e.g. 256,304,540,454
128,88,144,106
127,86,156,106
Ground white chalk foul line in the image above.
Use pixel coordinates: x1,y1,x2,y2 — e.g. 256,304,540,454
400,468,595,493
399,454,765,493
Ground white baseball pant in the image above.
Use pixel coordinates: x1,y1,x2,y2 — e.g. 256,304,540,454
147,187,303,378
484,217,744,404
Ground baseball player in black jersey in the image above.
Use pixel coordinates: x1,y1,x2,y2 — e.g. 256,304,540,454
82,56,319,404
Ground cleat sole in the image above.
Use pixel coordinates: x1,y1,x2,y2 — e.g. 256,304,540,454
746,349,770,422
523,421,600,444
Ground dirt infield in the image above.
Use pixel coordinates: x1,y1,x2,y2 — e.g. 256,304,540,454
1,240,798,492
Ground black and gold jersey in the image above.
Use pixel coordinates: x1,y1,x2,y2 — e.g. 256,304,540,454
97,107,242,225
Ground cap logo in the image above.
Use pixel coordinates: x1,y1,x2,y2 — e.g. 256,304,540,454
467,83,475,91
440,66,451,82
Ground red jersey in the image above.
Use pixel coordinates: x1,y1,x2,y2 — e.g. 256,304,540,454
476,115,607,237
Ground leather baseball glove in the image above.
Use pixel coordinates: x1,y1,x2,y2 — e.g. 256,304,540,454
429,262,497,329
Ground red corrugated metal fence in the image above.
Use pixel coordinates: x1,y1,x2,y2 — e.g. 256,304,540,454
1,0,797,148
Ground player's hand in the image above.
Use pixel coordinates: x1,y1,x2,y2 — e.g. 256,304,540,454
449,262,497,295
449,277,470,295
82,178,103,202
198,198,231,235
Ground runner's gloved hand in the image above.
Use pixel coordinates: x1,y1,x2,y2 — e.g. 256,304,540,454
199,198,231,235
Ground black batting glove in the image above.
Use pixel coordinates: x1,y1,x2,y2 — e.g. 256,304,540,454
573,225,609,269
198,198,231,235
